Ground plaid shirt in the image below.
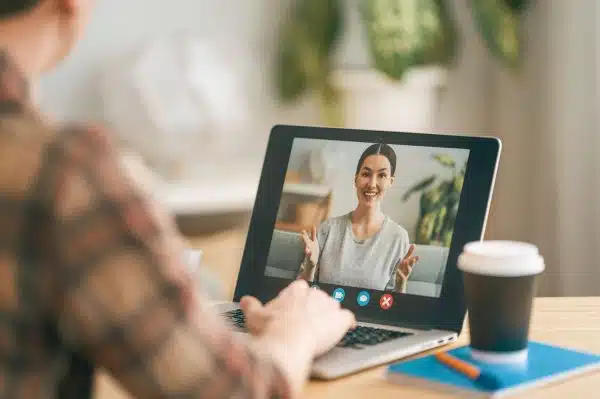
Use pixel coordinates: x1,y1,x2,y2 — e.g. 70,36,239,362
0,51,290,399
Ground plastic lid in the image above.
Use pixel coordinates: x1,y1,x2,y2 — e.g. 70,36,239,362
458,240,545,277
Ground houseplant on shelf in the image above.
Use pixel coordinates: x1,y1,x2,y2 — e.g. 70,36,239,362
275,0,530,129
401,153,466,247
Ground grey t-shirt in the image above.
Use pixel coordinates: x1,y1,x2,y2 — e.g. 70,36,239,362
313,212,410,291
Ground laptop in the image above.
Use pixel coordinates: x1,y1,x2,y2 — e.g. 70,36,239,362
213,125,501,380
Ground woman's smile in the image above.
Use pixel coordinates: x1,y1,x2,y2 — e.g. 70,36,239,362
363,190,378,201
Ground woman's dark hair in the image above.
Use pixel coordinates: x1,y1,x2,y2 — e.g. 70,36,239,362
0,0,40,17
355,143,397,177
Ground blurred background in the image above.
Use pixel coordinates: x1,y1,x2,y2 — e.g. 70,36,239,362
36,0,600,298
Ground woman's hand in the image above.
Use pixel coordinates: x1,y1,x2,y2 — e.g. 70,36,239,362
395,244,420,291
301,226,320,266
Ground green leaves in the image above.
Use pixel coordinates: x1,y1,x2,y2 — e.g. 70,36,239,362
470,0,523,69
432,153,456,168
275,0,343,103
503,0,529,14
274,0,530,126
402,174,436,202
401,153,467,245
360,0,457,81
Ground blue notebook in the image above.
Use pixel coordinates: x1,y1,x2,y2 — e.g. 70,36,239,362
386,341,600,397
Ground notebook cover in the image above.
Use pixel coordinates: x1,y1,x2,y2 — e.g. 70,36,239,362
386,341,600,397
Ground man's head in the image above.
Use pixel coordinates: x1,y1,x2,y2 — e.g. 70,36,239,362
0,0,95,76
0,1,41,17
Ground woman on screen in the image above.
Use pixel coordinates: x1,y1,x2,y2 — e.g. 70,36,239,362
297,143,420,293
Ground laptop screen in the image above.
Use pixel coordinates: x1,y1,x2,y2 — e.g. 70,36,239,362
263,137,470,307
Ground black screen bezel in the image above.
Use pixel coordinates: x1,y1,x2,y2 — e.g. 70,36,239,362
233,125,501,334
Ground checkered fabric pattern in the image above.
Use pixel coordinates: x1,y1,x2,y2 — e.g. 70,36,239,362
0,50,290,399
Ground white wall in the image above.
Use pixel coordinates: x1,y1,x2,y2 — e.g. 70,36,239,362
37,0,490,165
38,0,280,122
486,0,600,296
287,138,470,241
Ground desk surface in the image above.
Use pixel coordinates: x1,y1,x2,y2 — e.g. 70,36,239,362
303,296,600,398
95,227,600,398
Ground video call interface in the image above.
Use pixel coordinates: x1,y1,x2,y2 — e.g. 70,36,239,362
264,138,470,309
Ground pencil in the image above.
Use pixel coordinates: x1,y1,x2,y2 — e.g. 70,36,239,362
434,351,502,391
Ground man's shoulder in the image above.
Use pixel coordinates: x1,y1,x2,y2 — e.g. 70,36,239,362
0,111,115,149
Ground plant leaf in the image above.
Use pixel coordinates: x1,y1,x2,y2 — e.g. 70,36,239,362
298,0,344,58
275,0,344,101
470,0,522,69
435,0,459,65
432,154,456,168
360,0,454,81
503,0,529,13
276,28,308,101
402,174,436,202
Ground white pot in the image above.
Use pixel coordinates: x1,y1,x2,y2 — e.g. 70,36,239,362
332,66,448,133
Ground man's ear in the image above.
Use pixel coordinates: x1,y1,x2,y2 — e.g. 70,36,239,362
58,0,79,14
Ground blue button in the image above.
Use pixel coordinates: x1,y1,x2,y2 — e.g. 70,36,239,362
357,291,370,306
332,288,346,302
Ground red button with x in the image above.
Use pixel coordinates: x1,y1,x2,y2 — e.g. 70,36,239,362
379,293,394,310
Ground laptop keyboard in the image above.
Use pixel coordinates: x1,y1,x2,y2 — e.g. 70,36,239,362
223,309,413,349
226,308,247,330
336,325,412,349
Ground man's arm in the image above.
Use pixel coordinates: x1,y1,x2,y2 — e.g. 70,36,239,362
40,125,294,398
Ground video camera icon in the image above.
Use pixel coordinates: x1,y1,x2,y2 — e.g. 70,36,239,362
332,288,346,302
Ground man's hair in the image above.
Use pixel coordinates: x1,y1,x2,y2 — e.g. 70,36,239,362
0,0,40,18
355,143,397,177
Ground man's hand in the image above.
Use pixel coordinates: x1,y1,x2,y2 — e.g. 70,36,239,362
395,244,420,289
243,280,355,397
242,280,355,355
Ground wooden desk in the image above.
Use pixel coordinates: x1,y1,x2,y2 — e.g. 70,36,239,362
303,296,600,398
95,226,600,398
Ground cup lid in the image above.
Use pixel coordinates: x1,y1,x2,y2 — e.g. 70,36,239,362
458,240,545,277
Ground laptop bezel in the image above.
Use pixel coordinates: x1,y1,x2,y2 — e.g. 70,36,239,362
233,125,501,335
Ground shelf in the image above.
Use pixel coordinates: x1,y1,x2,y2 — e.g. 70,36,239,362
157,178,258,216
282,182,331,198
275,222,315,233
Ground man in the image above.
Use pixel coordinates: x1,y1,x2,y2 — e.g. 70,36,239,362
0,1,355,398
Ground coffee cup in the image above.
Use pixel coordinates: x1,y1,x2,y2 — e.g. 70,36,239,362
458,240,545,365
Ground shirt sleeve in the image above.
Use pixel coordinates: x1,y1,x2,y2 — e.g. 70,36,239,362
40,125,291,399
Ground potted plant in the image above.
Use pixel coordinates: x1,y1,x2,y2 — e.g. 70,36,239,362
401,153,466,247
274,0,529,129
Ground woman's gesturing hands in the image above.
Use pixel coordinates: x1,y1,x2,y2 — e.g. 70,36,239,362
395,244,420,291
301,226,320,266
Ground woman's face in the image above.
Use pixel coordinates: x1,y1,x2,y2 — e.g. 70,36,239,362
355,154,394,208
